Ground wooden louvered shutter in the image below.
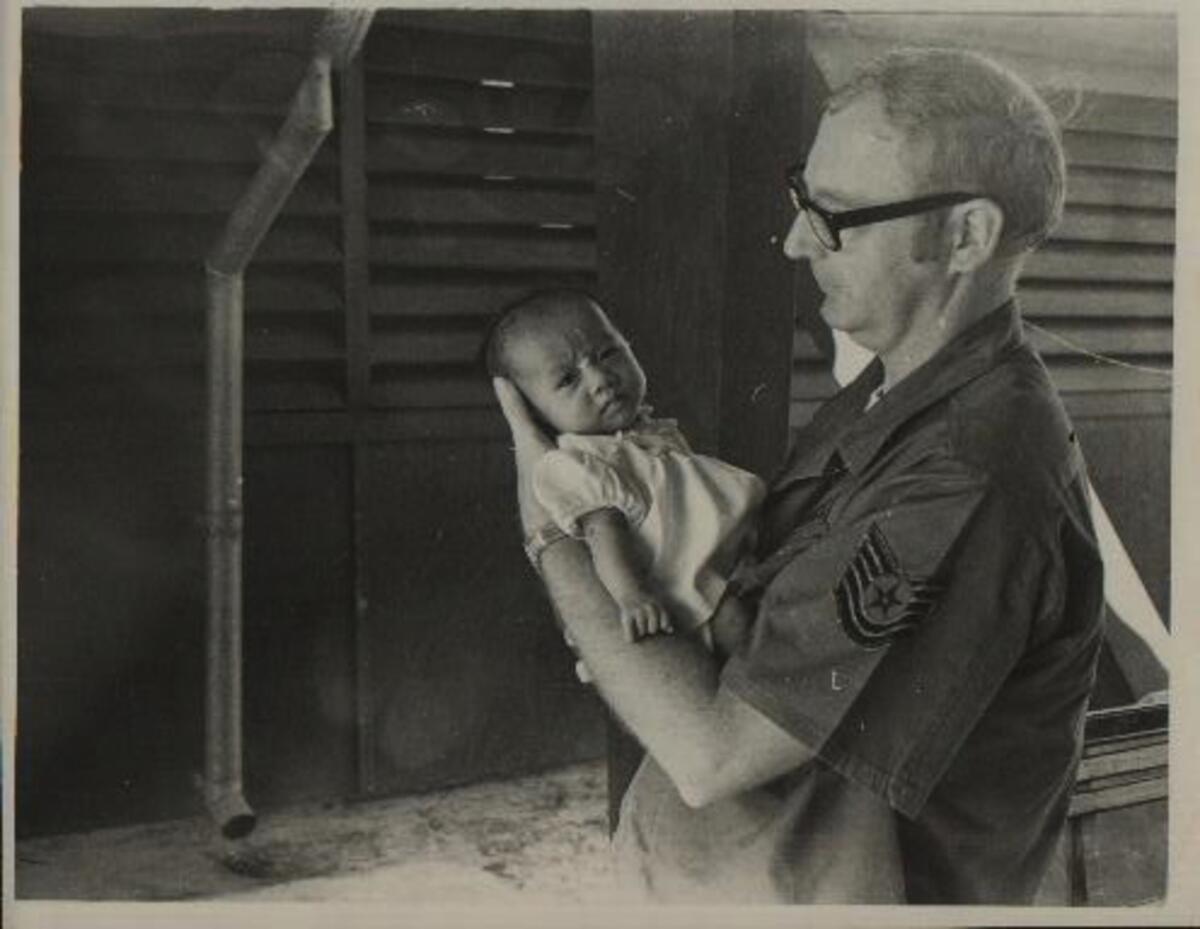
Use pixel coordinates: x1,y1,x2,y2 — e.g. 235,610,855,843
361,11,597,437
1024,91,1175,416
21,12,345,421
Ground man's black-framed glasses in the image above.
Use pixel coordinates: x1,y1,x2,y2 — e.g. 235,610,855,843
785,163,981,252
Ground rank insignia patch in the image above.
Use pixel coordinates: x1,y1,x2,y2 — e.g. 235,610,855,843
835,523,943,649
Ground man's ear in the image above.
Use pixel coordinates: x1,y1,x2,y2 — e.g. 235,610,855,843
946,198,1005,272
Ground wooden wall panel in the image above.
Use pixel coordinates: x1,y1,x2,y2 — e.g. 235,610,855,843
362,442,605,794
241,446,358,806
17,423,207,837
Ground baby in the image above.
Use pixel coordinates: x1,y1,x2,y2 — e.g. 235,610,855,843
484,289,765,655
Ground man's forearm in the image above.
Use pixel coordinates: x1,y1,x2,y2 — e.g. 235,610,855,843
538,537,729,804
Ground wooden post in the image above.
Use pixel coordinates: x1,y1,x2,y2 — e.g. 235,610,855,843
722,12,826,469
593,11,734,451
593,9,813,831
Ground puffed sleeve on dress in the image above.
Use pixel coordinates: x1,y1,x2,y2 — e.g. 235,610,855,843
533,447,650,537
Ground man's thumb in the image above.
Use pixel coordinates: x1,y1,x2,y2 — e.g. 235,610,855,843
492,377,526,425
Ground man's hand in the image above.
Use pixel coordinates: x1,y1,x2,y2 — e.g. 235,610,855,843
494,376,595,677
615,591,674,642
493,377,554,533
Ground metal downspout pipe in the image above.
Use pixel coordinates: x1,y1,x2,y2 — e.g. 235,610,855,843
203,9,373,839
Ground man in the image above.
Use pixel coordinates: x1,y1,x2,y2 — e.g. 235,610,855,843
495,47,1104,904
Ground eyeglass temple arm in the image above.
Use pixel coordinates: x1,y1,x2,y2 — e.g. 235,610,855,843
833,192,980,232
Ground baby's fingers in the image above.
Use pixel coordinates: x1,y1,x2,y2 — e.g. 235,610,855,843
645,603,673,636
655,603,674,635
638,603,672,637
621,602,673,640
636,606,658,638
641,605,661,637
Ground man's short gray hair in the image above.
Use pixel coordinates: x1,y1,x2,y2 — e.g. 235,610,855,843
828,47,1066,255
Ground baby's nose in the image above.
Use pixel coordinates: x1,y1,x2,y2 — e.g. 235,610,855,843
584,363,615,394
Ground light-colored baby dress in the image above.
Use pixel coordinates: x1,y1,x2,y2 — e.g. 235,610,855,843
533,416,765,641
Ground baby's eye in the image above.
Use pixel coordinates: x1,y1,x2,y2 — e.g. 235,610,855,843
598,345,620,361
556,371,578,390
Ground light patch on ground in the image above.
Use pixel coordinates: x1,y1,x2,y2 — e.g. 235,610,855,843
17,761,615,904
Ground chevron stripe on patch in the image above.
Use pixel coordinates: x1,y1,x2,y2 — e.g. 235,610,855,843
835,523,943,649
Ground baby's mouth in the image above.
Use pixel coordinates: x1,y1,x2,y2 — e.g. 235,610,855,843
601,396,627,419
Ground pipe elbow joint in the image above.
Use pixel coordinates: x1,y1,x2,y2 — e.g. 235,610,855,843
205,784,257,840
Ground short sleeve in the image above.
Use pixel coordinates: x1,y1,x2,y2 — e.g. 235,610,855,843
533,448,650,536
721,458,1053,818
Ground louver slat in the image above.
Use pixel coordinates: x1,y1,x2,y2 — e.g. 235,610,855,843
364,14,597,430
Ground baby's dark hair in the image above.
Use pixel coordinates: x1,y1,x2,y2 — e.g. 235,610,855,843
481,288,605,380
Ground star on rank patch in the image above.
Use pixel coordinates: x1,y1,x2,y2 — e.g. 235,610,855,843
835,523,943,649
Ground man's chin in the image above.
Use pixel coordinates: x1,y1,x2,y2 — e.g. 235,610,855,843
818,298,863,341
816,295,842,328
831,328,876,385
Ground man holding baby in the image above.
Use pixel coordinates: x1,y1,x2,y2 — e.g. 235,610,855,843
494,47,1104,904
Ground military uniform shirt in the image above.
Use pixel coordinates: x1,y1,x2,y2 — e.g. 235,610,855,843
613,301,1106,904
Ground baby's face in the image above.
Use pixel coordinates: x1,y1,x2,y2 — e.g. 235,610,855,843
508,302,647,435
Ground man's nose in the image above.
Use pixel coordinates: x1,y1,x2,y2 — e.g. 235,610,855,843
783,211,820,261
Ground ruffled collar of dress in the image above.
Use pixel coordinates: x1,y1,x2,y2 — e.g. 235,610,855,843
558,407,688,455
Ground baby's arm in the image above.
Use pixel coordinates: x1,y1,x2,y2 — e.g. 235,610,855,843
576,507,673,642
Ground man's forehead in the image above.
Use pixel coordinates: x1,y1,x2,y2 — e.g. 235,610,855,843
806,94,914,198
821,92,902,140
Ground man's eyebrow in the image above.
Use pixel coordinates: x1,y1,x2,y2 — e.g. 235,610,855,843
805,177,854,206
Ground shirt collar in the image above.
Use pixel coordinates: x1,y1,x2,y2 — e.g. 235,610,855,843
834,299,1025,474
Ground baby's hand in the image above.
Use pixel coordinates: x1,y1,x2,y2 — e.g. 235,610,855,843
616,592,673,642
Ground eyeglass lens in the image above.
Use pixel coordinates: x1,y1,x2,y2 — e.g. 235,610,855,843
804,210,837,251
787,173,839,251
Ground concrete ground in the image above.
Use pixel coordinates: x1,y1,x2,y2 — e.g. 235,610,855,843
16,760,615,904
17,757,1166,909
